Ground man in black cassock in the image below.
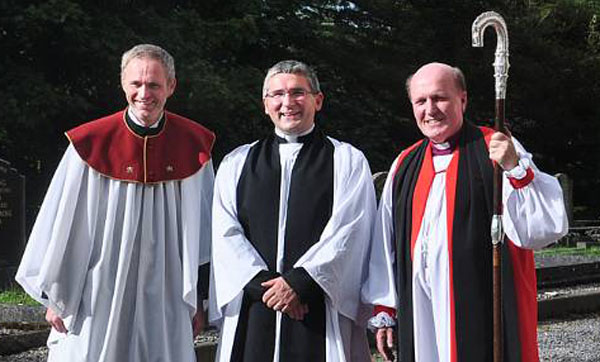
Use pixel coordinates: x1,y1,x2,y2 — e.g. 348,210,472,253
210,60,376,361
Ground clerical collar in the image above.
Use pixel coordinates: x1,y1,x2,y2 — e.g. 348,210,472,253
430,132,459,156
431,141,453,156
126,108,165,137
274,124,315,144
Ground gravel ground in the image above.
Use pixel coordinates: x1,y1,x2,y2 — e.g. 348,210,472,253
2,317,599,361
0,346,46,362
0,329,219,362
1,254,598,361
538,313,600,362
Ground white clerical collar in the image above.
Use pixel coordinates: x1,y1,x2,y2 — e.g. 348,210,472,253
432,141,451,150
127,108,163,129
274,124,315,143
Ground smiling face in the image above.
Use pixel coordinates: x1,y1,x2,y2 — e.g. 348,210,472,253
121,56,176,126
263,73,323,135
409,63,467,143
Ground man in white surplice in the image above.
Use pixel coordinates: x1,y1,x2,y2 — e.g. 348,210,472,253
15,44,215,362
365,63,568,362
209,60,376,361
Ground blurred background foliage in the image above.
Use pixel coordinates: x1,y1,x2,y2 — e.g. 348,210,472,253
1,0,599,226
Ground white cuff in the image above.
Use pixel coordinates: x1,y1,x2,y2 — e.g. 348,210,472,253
505,157,529,180
367,311,396,332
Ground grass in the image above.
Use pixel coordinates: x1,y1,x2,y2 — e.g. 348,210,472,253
0,285,40,306
536,244,600,257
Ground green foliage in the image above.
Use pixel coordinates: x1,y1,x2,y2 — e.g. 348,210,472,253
1,0,599,222
0,285,39,306
537,245,600,257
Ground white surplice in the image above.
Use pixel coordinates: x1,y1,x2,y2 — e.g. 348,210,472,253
16,144,213,362
363,137,569,362
209,135,376,362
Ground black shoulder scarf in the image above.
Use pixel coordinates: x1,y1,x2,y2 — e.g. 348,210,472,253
392,122,523,362
231,129,334,362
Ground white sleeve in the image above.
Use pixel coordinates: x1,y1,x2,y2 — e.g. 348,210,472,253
181,160,214,312
15,145,91,323
208,146,268,323
502,137,569,249
294,143,377,323
361,156,399,310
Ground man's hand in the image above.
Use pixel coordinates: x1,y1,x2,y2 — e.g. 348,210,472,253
261,277,307,320
261,277,298,309
45,308,67,334
489,131,519,171
192,308,205,338
376,327,395,361
282,303,309,321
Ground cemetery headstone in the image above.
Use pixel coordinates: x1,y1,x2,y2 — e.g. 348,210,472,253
555,173,573,224
0,158,26,289
372,171,388,201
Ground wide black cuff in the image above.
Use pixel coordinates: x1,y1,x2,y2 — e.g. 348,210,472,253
283,267,323,304
244,270,280,301
197,263,210,301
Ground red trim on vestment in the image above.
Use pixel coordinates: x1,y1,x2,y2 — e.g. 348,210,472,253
392,140,425,176
66,110,215,183
376,141,427,325
391,140,428,261
481,126,503,217
410,145,435,261
509,167,534,189
445,147,460,362
481,126,495,148
482,125,539,361
507,242,540,362
373,305,397,319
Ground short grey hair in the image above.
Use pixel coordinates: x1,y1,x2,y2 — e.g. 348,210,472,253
262,60,321,98
121,44,175,80
405,65,466,100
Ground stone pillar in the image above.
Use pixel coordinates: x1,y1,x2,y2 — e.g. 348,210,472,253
555,173,573,224
372,171,388,201
0,158,26,289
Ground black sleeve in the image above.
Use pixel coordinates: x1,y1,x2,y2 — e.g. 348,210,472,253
244,270,280,301
282,267,323,304
197,263,210,301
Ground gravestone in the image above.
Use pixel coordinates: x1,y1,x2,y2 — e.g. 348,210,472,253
372,171,388,201
555,173,573,224
0,158,26,289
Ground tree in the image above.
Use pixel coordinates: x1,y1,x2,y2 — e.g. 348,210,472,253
1,0,599,224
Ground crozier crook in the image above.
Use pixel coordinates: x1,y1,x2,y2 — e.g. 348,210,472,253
472,11,510,362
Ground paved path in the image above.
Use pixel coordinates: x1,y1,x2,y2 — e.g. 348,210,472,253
535,254,600,268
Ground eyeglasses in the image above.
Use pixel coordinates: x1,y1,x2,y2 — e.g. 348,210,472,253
264,88,315,101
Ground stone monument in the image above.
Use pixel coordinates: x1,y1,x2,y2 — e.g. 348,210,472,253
372,171,388,201
555,173,573,224
0,158,26,289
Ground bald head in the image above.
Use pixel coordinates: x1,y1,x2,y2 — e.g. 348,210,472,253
406,62,466,100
